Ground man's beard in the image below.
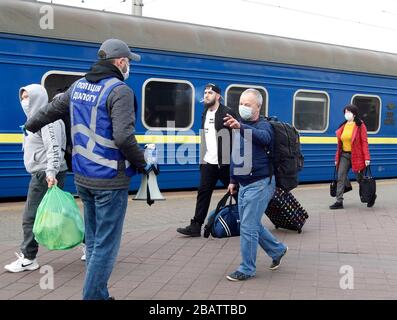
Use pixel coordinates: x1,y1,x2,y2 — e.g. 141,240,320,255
204,98,216,108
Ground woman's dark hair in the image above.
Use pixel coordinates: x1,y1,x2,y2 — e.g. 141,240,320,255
342,103,362,126
343,104,359,117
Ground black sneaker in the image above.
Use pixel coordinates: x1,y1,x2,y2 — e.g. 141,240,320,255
367,194,377,208
329,202,343,209
176,220,201,237
226,270,253,281
269,246,288,270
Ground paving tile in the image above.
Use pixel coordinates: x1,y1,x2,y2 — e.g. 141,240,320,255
1,181,396,301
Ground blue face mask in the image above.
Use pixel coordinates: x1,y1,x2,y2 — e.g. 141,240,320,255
239,105,253,120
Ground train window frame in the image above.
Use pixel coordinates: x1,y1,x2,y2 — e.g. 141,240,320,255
292,89,330,133
142,78,195,131
351,94,381,134
225,84,268,117
41,70,85,99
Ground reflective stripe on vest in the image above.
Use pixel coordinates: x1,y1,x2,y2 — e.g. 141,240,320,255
70,77,133,178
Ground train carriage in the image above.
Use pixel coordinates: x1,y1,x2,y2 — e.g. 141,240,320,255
0,0,396,198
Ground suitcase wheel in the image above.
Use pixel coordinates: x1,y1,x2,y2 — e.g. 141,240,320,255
297,229,302,234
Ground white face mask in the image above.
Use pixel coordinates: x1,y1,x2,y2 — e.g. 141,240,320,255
122,63,130,80
344,112,354,121
239,105,253,120
21,99,29,115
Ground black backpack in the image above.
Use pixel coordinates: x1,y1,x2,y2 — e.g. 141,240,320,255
266,116,304,192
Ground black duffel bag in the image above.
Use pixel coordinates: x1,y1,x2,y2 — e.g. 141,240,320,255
330,166,352,197
359,166,376,203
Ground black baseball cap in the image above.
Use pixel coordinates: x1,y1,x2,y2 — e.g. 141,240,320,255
205,83,221,95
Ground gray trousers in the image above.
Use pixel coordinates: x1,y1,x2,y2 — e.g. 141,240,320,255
21,171,67,260
336,152,363,203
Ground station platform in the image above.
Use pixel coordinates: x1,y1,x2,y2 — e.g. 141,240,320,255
0,179,396,300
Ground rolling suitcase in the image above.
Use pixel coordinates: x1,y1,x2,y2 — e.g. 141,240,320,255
265,187,309,233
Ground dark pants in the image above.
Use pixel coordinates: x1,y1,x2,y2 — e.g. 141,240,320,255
193,164,230,225
21,170,67,260
336,152,363,203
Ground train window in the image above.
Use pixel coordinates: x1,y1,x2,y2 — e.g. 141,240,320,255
225,85,268,116
143,79,194,130
352,95,381,133
42,71,84,100
293,91,329,132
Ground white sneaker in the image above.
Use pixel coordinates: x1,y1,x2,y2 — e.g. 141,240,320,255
80,244,86,261
4,252,39,273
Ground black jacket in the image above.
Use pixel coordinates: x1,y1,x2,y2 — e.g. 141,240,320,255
199,103,238,166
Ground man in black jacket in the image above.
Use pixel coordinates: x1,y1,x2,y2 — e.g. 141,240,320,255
177,84,237,237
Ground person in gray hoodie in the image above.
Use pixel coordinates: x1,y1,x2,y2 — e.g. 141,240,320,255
4,84,68,273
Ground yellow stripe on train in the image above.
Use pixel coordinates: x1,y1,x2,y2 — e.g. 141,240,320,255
136,135,200,144
300,136,397,144
0,134,23,143
1,134,396,145
0,134,201,144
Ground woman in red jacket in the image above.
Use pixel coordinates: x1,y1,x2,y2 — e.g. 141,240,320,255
330,104,376,209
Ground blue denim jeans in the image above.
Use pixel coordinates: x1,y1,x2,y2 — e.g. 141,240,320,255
76,185,128,300
237,177,286,276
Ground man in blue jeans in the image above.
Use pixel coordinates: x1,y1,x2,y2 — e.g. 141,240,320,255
25,39,154,299
223,88,288,281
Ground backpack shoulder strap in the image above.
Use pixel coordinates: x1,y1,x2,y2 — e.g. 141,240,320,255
264,117,275,184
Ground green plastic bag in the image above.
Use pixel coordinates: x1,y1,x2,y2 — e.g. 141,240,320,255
33,186,84,250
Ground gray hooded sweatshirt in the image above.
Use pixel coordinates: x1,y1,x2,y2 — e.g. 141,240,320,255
20,84,67,178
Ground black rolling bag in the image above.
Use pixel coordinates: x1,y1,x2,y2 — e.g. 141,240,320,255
265,187,309,233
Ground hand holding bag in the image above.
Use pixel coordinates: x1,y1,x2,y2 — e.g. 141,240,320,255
359,166,376,203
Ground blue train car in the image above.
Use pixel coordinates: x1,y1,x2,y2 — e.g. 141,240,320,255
0,0,396,198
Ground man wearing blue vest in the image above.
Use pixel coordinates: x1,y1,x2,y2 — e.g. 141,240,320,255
25,39,153,300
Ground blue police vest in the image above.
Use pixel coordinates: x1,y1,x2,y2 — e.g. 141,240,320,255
70,77,135,179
